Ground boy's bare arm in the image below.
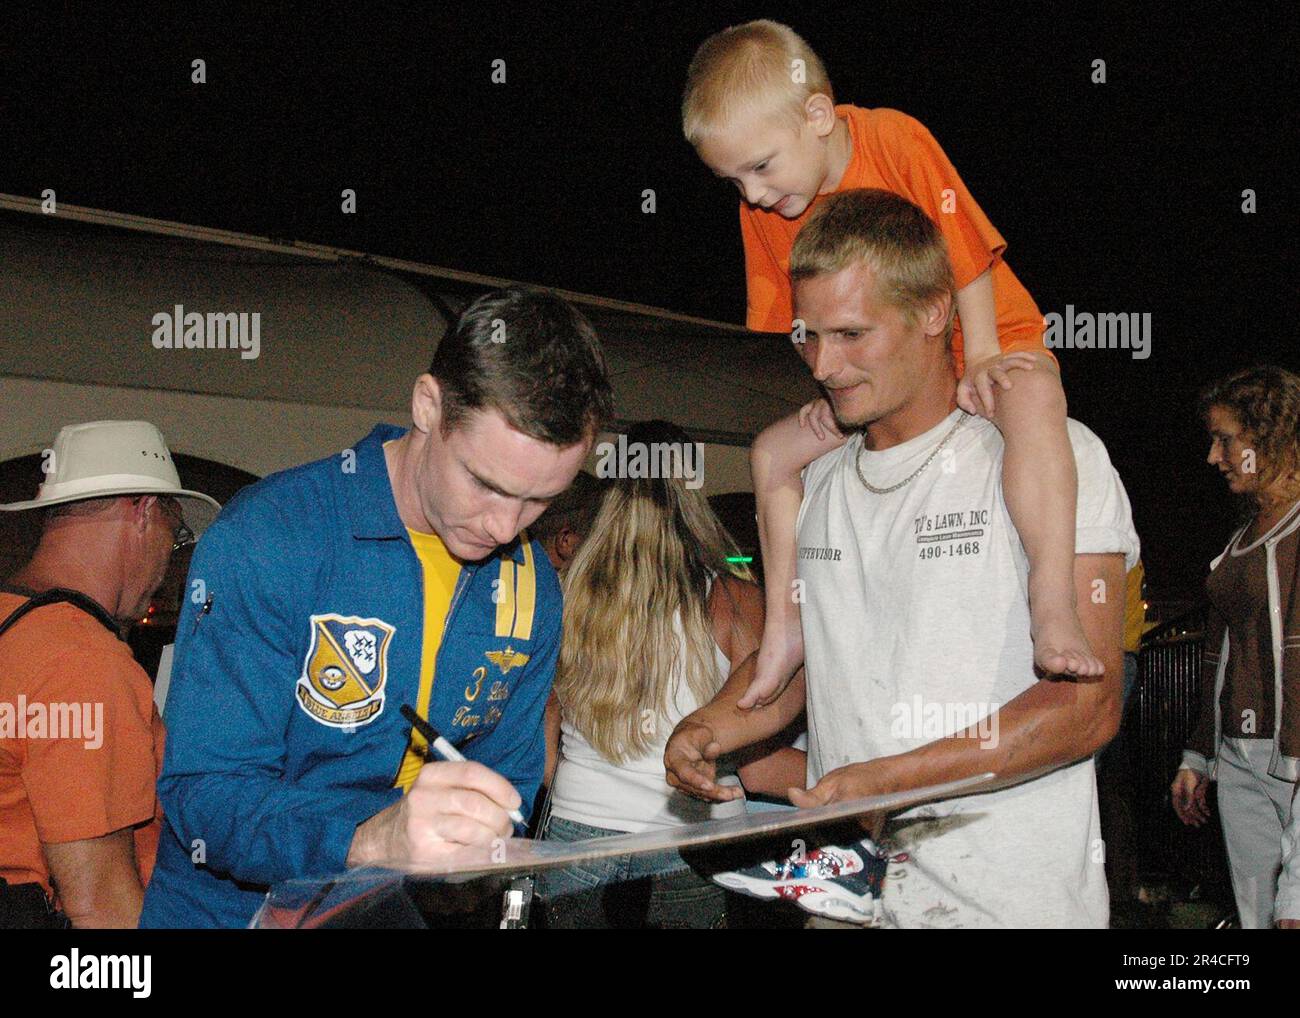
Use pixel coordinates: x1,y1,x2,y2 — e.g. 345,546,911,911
751,408,843,483
954,268,1023,419
953,267,1000,363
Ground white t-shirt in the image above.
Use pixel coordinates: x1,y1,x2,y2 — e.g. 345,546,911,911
797,409,1140,928
551,590,747,833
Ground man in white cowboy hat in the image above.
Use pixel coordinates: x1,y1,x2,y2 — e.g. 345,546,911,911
0,420,219,928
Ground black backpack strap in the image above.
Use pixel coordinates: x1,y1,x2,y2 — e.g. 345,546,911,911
0,587,121,641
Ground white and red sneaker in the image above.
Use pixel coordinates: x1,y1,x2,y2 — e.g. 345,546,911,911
712,839,906,923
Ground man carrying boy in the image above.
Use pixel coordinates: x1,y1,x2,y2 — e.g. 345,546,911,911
680,20,1099,706
665,189,1139,927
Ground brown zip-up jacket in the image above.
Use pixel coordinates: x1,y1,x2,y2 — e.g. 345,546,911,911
1184,502,1300,782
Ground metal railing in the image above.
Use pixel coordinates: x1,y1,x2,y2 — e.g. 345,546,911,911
1132,606,1230,892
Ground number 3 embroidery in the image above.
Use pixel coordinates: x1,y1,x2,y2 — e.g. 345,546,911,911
465,666,487,701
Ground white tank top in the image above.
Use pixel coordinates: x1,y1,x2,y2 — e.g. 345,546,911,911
550,582,747,832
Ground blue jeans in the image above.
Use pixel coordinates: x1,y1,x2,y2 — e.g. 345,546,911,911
537,816,727,929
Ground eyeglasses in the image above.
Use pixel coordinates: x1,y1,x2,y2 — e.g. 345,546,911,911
161,499,195,552
171,517,195,553
137,496,195,552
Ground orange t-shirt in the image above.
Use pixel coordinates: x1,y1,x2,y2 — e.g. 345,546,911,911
741,104,1048,377
0,593,165,903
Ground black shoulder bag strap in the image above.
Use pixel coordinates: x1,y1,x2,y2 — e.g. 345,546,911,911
0,586,118,929
0,586,121,641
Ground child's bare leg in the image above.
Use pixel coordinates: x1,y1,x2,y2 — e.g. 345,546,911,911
747,473,805,707
991,355,1103,676
742,414,842,707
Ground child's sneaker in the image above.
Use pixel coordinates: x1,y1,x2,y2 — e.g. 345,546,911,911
712,838,908,924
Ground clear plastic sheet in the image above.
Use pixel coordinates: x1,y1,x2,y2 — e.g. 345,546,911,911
253,772,995,928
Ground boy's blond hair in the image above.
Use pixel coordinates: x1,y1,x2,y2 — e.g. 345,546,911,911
791,189,956,346
682,20,834,144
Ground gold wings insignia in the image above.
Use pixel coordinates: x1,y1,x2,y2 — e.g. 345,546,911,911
485,646,530,675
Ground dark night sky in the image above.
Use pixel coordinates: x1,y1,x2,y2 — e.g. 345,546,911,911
2,2,1296,606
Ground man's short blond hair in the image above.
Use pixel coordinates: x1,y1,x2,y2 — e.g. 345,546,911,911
682,20,834,145
791,189,956,346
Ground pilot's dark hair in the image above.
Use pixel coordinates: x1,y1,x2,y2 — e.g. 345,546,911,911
430,286,614,446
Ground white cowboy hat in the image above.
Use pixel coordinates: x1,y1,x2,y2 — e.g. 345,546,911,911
0,420,221,535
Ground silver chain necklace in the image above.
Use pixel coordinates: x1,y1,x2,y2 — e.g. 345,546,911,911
855,413,969,494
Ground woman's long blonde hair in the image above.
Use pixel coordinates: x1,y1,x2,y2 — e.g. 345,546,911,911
554,420,753,764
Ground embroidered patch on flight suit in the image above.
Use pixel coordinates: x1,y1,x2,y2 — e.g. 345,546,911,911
296,613,395,728
485,646,530,675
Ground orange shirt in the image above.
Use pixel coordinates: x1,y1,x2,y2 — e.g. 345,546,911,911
741,104,1048,377
0,593,165,903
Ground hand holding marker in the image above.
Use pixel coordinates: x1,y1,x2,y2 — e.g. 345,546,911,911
400,704,528,833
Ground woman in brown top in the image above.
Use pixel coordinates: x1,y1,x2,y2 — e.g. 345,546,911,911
1171,365,1300,928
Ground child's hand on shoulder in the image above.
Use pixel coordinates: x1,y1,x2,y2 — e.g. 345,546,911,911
957,351,1041,418
798,396,844,442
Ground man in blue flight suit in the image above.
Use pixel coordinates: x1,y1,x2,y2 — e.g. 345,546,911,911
140,287,614,927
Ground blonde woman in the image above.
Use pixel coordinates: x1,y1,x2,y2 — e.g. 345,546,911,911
539,420,799,928
1172,365,1300,928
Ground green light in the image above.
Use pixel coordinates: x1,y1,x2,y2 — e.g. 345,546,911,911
726,556,754,564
